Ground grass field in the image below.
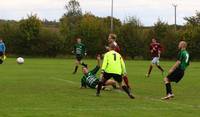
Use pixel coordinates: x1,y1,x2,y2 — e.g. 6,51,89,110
0,58,200,117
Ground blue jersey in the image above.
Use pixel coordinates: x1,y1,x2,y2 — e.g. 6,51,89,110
0,42,6,52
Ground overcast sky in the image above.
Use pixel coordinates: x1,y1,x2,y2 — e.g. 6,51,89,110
0,0,199,26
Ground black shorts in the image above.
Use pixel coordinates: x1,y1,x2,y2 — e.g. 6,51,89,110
76,55,83,61
167,68,185,83
103,72,122,83
0,52,3,56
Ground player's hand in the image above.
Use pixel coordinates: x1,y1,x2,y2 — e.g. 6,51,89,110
71,51,74,54
97,54,101,60
85,53,87,56
105,46,110,50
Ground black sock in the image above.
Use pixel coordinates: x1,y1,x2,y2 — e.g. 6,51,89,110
157,65,164,72
74,66,78,73
148,65,153,75
122,85,131,95
97,81,103,94
165,83,172,94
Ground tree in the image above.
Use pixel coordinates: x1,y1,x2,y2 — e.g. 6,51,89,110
184,11,200,26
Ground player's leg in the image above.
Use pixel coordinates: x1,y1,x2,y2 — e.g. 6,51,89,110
161,77,174,100
0,52,3,64
146,64,153,77
96,73,110,96
155,58,164,73
104,79,117,89
73,59,80,74
114,74,135,99
123,75,130,89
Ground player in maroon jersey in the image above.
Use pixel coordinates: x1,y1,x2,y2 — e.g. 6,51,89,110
146,38,164,78
106,33,131,89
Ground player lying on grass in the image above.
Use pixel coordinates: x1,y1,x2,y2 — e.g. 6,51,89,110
96,43,135,99
81,55,117,89
146,38,164,78
72,38,87,74
0,37,6,64
106,33,131,89
162,41,190,100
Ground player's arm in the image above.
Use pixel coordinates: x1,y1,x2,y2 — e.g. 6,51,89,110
168,61,181,75
90,55,101,75
83,44,87,56
168,53,182,75
72,45,76,54
100,53,108,79
80,77,87,89
2,43,6,55
120,57,127,76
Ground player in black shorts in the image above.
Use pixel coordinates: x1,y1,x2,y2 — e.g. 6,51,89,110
162,41,190,100
72,38,87,74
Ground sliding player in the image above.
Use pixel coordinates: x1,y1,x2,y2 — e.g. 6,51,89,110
106,34,131,89
146,38,164,77
162,41,190,100
96,43,134,99
72,38,87,74
81,55,117,89
0,37,6,64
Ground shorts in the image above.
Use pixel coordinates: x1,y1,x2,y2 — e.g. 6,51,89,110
103,72,122,83
76,55,83,61
151,57,160,65
167,68,184,83
0,52,3,56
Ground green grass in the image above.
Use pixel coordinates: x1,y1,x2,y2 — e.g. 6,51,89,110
0,58,200,117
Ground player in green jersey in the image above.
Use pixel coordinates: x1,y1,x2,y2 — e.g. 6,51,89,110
72,38,87,74
96,43,135,99
81,55,117,89
162,41,190,100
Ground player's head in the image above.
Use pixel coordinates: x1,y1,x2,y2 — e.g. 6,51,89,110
152,38,157,43
77,38,81,44
108,33,117,43
178,41,187,50
82,66,89,75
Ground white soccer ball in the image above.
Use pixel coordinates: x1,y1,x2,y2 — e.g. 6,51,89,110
17,57,24,64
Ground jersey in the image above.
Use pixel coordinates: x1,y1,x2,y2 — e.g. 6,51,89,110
102,50,126,75
150,42,162,57
177,50,190,70
74,43,86,56
81,66,100,88
113,41,120,53
0,42,6,53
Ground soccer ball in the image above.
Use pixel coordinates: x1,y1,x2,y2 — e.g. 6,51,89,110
17,57,24,64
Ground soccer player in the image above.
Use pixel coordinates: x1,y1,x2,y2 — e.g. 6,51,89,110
146,38,164,77
106,34,131,89
72,38,87,74
81,55,117,89
0,37,6,64
162,41,190,100
96,43,135,99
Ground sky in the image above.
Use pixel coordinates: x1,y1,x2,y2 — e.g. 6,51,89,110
0,0,199,26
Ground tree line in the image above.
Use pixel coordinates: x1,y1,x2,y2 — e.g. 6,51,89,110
0,0,200,60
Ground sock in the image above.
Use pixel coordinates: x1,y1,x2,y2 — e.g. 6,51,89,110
157,65,164,72
123,76,130,88
74,65,78,73
122,85,131,95
165,83,172,94
148,65,153,75
97,81,103,94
